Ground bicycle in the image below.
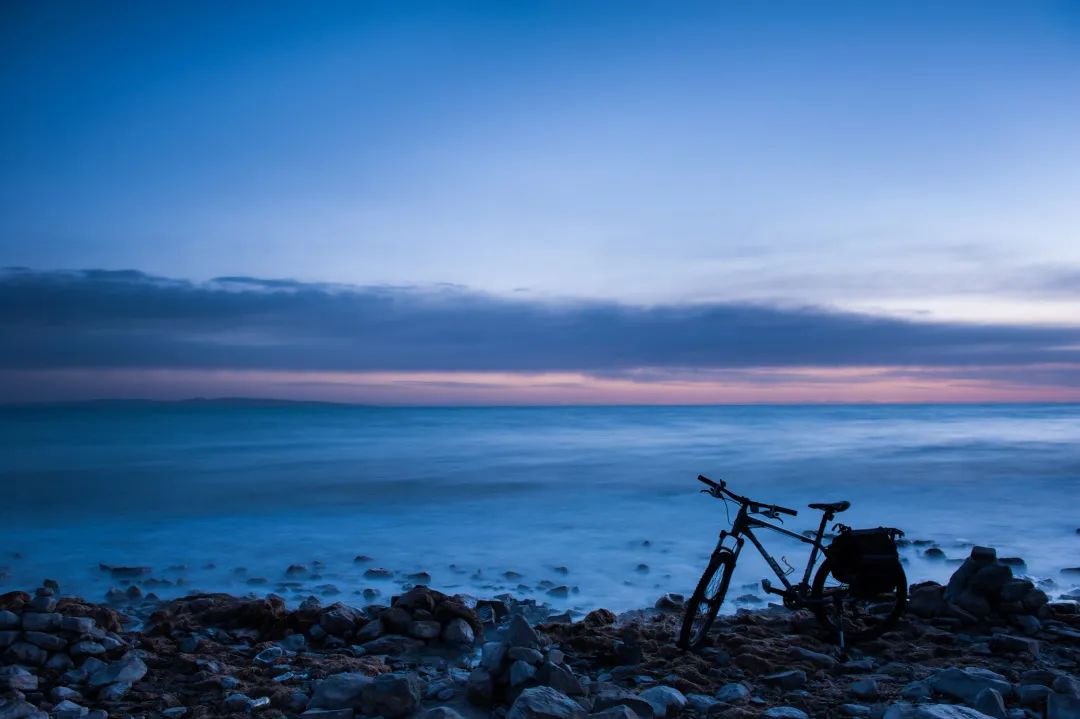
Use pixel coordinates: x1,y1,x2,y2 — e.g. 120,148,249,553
678,475,907,651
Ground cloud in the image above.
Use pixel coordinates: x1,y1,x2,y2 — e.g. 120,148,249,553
3,267,1080,374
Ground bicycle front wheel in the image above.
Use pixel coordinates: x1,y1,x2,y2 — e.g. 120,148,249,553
810,557,907,642
678,549,735,650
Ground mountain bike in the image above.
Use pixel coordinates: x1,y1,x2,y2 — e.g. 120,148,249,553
678,475,907,651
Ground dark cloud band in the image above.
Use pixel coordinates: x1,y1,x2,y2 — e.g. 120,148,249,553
3,268,1079,373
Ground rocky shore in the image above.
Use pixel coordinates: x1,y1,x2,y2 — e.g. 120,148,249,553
2,547,1079,719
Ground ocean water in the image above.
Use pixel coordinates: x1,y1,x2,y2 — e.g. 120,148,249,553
1,403,1078,614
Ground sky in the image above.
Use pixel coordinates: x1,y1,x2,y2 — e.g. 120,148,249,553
2,1,1080,404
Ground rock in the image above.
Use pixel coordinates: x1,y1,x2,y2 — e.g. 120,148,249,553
974,688,1007,719
0,666,38,691
884,705,1001,719
407,620,442,640
1001,579,1035,602
360,634,423,655
589,707,641,719
466,668,494,706
507,686,586,719
0,610,18,629
1049,693,1080,719
929,667,1012,704
511,660,537,687
70,641,106,657
4,641,47,666
442,617,475,645
379,607,412,634
1013,614,1041,635
0,698,39,719
654,594,684,611
592,688,655,718
87,653,148,688
364,568,394,579
509,646,544,664
909,584,947,618
279,633,306,652
542,661,584,696
686,694,720,714
851,678,879,701
507,614,542,649
839,705,872,718
989,634,1039,657
45,653,74,671
715,683,750,705
355,620,382,643
901,680,933,701
98,681,132,701
638,686,686,718
762,669,807,690
51,700,88,719
790,646,837,669
310,672,373,710
320,605,362,636
362,672,420,718
481,641,508,671
762,709,810,719
424,708,466,719
21,630,66,651
20,612,61,631
1017,684,1053,706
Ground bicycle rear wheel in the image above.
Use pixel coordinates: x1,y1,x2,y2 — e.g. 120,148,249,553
678,549,735,650
810,558,907,641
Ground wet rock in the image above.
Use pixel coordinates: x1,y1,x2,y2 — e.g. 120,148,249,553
424,708,466,719
98,681,132,701
4,641,47,666
0,666,38,691
542,661,584,696
686,693,720,714
365,568,394,579
511,660,537,687
22,630,66,651
442,617,475,645
466,668,494,705
590,707,641,719
320,604,362,636
762,669,807,690
715,682,750,705
973,688,1006,719
380,607,412,634
309,672,373,710
407,620,442,640
362,672,420,718
87,652,147,688
989,633,1038,657
1049,693,1080,719
301,710,353,719
507,614,542,649
639,686,686,718
0,698,42,719
1018,684,1053,706
0,610,17,629
481,641,508,671
790,645,836,669
929,667,1012,704
21,612,61,631
592,688,655,718
508,686,586,719
653,594,684,611
360,634,423,655
60,616,95,634
762,709,810,719
254,645,284,665
850,678,879,701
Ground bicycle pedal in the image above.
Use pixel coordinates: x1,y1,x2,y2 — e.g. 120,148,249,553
761,579,785,597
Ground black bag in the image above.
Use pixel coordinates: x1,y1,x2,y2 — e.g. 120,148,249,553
826,527,903,598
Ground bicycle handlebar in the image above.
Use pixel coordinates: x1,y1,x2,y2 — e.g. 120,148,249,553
697,474,798,517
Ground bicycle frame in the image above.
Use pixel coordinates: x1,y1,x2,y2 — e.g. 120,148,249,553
712,500,834,596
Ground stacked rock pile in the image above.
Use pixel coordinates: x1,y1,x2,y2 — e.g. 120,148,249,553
0,585,143,719
908,546,1052,634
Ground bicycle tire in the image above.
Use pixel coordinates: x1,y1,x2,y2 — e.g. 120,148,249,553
810,557,907,642
678,549,735,650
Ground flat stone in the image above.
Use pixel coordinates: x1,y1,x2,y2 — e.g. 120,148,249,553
310,672,373,710
930,667,1012,704
20,612,61,631
762,670,807,690
508,686,586,719
989,634,1039,657
70,641,106,657
638,686,686,718
23,631,67,652
790,646,837,669
715,683,750,705
301,710,354,719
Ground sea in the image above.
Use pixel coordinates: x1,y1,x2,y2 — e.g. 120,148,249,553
2,403,1078,615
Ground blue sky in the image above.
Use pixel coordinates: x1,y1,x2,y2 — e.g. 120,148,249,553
2,2,1080,402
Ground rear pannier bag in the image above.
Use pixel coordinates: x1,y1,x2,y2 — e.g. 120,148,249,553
826,527,903,598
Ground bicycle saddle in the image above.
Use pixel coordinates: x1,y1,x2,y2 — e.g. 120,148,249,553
809,500,850,513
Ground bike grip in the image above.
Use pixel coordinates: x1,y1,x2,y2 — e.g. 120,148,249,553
697,474,719,488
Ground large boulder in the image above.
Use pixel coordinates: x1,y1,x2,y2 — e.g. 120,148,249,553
507,686,586,719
